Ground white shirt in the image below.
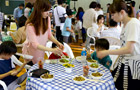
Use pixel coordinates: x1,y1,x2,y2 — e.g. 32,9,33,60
122,18,140,56
96,9,104,16
24,8,31,18
54,6,67,30
83,9,97,29
100,27,121,39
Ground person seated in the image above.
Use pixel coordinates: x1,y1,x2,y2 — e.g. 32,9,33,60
100,19,121,39
49,41,68,59
0,41,29,90
9,15,27,44
91,38,112,69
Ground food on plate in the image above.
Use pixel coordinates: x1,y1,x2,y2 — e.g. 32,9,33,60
63,63,75,68
41,73,53,79
59,59,69,63
73,76,85,81
87,59,97,63
92,72,103,77
90,63,99,68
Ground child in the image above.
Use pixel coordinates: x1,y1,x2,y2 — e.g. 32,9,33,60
62,9,74,43
0,41,28,90
49,41,68,59
91,38,112,69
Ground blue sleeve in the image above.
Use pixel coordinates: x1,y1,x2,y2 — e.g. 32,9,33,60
13,8,18,19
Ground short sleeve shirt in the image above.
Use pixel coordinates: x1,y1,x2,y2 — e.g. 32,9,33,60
62,18,71,37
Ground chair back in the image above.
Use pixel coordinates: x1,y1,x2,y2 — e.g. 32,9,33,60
109,45,120,70
45,41,74,58
11,55,31,69
0,80,8,90
101,37,121,46
10,22,17,31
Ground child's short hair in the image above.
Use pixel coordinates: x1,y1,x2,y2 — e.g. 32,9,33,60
95,38,109,50
66,9,73,16
52,40,64,48
0,41,17,55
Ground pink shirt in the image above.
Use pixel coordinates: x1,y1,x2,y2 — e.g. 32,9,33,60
22,17,52,64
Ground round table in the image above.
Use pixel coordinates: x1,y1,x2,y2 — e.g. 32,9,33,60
26,60,116,90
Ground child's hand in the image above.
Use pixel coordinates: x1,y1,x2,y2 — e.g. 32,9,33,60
10,69,18,76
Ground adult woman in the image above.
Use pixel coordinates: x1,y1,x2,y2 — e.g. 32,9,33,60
97,0,140,90
23,0,63,64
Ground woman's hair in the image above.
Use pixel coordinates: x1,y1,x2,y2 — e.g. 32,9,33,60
26,2,32,9
76,7,84,18
109,0,133,17
97,15,104,23
95,38,109,50
89,1,97,9
0,41,17,55
26,0,51,36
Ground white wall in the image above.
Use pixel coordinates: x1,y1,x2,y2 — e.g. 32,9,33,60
70,0,140,13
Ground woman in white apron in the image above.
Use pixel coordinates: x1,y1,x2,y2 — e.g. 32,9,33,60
97,0,140,90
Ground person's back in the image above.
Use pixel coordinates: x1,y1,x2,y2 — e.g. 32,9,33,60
91,39,112,69
83,1,97,29
100,19,121,39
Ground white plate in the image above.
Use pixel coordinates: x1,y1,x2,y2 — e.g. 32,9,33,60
76,56,86,63
73,76,86,84
89,64,99,71
87,60,97,65
40,74,54,82
91,72,103,80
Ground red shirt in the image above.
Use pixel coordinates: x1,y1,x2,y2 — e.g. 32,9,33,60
49,52,68,59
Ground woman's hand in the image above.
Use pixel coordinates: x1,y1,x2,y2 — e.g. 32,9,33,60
57,42,64,50
96,50,109,59
51,48,63,56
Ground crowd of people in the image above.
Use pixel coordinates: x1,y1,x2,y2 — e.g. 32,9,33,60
0,0,140,90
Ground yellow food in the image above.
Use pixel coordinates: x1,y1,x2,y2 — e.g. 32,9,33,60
92,72,103,77
63,63,75,68
41,73,53,79
87,59,97,63
74,76,85,81
60,59,69,63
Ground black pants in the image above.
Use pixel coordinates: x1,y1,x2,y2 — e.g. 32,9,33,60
112,64,140,90
56,26,63,41
82,33,86,43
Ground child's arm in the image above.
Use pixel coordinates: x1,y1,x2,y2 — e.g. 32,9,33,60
0,69,17,79
66,27,74,33
11,59,29,76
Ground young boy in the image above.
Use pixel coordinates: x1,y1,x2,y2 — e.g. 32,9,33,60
91,38,112,69
0,41,29,90
49,41,68,59
62,9,74,43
